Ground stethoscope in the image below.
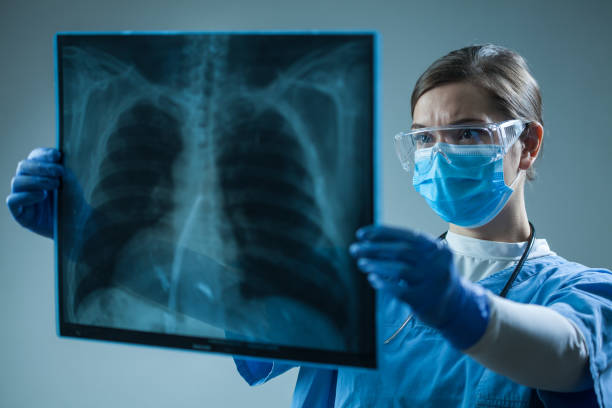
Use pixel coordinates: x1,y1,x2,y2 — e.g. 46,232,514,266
383,221,536,344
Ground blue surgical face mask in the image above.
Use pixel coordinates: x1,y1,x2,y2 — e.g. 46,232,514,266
412,143,524,228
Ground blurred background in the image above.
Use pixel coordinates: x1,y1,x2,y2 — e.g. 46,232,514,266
2,0,611,406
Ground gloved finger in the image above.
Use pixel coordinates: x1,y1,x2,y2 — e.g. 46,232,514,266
26,147,61,162
366,273,388,290
11,175,60,192
356,258,423,284
366,273,413,294
349,241,423,264
16,159,64,177
6,191,47,215
356,224,437,250
381,277,426,305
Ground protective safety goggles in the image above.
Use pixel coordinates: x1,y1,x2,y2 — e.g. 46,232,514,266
393,119,529,172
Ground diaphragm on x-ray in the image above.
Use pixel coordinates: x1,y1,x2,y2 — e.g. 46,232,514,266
56,33,375,367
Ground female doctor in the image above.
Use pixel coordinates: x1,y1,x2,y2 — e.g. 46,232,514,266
7,44,612,407
232,44,612,407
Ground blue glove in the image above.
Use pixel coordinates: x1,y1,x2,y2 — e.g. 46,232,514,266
349,224,490,350
6,147,63,238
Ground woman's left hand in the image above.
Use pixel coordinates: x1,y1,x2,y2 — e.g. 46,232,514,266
349,224,491,350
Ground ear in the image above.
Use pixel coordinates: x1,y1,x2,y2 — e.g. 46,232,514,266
518,122,543,171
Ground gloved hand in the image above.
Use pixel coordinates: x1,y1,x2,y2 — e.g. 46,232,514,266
349,224,490,350
6,147,63,238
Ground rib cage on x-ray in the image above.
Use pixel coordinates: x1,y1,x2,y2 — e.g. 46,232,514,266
59,35,372,352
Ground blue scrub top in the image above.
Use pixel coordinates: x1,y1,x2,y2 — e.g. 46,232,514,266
234,255,612,407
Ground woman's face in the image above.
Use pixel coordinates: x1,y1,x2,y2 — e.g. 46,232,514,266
412,81,523,187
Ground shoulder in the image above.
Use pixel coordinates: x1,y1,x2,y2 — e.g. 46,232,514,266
523,254,612,283
502,254,612,307
520,255,612,316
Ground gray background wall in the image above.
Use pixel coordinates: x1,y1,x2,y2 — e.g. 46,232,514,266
2,0,611,407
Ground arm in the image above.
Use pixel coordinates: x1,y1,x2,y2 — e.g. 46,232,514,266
233,358,296,386
465,293,591,392
225,331,296,386
350,224,592,392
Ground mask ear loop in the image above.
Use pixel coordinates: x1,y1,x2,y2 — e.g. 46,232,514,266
508,169,525,190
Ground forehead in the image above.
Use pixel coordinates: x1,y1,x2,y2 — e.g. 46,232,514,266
412,82,505,126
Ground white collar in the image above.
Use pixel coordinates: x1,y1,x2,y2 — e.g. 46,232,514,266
444,230,555,261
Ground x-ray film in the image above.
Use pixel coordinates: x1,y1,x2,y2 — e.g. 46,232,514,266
55,32,376,368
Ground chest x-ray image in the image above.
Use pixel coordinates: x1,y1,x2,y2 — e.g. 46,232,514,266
56,32,376,367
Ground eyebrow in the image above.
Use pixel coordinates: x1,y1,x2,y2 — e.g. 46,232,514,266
411,118,487,129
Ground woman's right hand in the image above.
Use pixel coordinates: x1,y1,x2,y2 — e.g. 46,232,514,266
6,147,63,239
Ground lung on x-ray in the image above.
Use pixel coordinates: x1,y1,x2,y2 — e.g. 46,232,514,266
55,32,376,367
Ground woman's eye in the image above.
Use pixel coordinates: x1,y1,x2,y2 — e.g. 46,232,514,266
417,132,433,143
458,128,487,142
460,129,477,139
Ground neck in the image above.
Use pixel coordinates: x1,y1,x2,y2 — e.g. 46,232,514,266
448,187,531,243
